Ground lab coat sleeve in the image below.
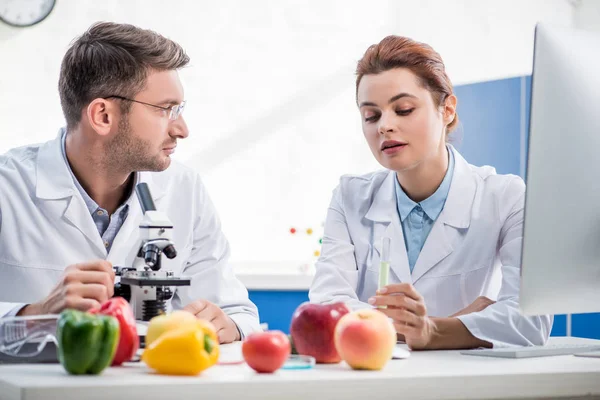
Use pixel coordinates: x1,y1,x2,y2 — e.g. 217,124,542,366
169,175,261,339
0,303,27,318
309,182,371,311
457,177,553,347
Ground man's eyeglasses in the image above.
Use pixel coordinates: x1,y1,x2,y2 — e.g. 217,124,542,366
106,95,186,121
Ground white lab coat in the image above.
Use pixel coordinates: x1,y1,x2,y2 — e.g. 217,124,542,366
309,146,552,347
0,132,260,338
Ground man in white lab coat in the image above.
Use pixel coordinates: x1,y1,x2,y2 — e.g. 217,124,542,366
0,22,260,343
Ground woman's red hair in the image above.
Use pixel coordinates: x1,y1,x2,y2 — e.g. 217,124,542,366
356,35,458,132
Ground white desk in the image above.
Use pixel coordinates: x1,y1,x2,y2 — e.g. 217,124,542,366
1,337,600,400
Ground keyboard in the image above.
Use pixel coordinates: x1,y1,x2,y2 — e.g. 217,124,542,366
461,343,600,358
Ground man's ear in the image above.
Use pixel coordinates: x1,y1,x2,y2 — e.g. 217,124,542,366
443,94,457,127
86,98,118,137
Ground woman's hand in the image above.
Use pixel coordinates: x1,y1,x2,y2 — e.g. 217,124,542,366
368,283,436,350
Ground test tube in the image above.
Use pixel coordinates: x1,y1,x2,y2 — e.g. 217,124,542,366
378,237,391,309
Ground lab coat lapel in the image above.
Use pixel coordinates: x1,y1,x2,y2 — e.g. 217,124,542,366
35,132,106,255
62,197,107,255
410,218,454,284
366,171,413,285
411,146,476,284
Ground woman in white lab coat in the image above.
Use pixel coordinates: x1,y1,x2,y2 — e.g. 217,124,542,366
308,36,552,349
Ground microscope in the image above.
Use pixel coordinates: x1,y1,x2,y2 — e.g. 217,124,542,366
113,182,191,321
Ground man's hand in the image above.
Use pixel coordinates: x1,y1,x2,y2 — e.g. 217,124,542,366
368,283,436,350
450,296,496,318
183,300,241,344
18,260,115,316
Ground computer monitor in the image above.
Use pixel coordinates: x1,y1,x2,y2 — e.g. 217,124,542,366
520,23,600,316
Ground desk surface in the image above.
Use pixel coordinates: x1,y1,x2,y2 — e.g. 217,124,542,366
1,337,600,400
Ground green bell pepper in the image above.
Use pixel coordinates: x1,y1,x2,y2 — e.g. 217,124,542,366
56,309,120,375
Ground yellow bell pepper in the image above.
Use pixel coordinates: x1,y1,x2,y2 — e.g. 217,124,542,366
145,310,198,347
142,320,220,375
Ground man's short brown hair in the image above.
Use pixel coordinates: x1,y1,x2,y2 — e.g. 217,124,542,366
59,22,189,129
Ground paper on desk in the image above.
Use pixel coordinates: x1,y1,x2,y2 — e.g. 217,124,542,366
393,343,411,359
218,342,245,365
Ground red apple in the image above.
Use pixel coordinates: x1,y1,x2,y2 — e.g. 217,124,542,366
242,331,291,373
289,302,350,364
334,309,396,370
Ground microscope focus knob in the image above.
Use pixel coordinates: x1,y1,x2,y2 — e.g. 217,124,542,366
113,282,131,302
163,244,177,259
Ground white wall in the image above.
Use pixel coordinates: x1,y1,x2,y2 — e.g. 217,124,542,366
0,0,575,272
573,0,600,31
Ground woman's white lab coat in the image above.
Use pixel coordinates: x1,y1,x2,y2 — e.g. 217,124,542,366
309,146,552,347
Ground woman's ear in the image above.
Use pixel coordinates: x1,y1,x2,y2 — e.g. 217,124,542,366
443,94,457,127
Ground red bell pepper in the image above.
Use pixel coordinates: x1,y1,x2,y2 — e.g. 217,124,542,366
90,297,139,365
